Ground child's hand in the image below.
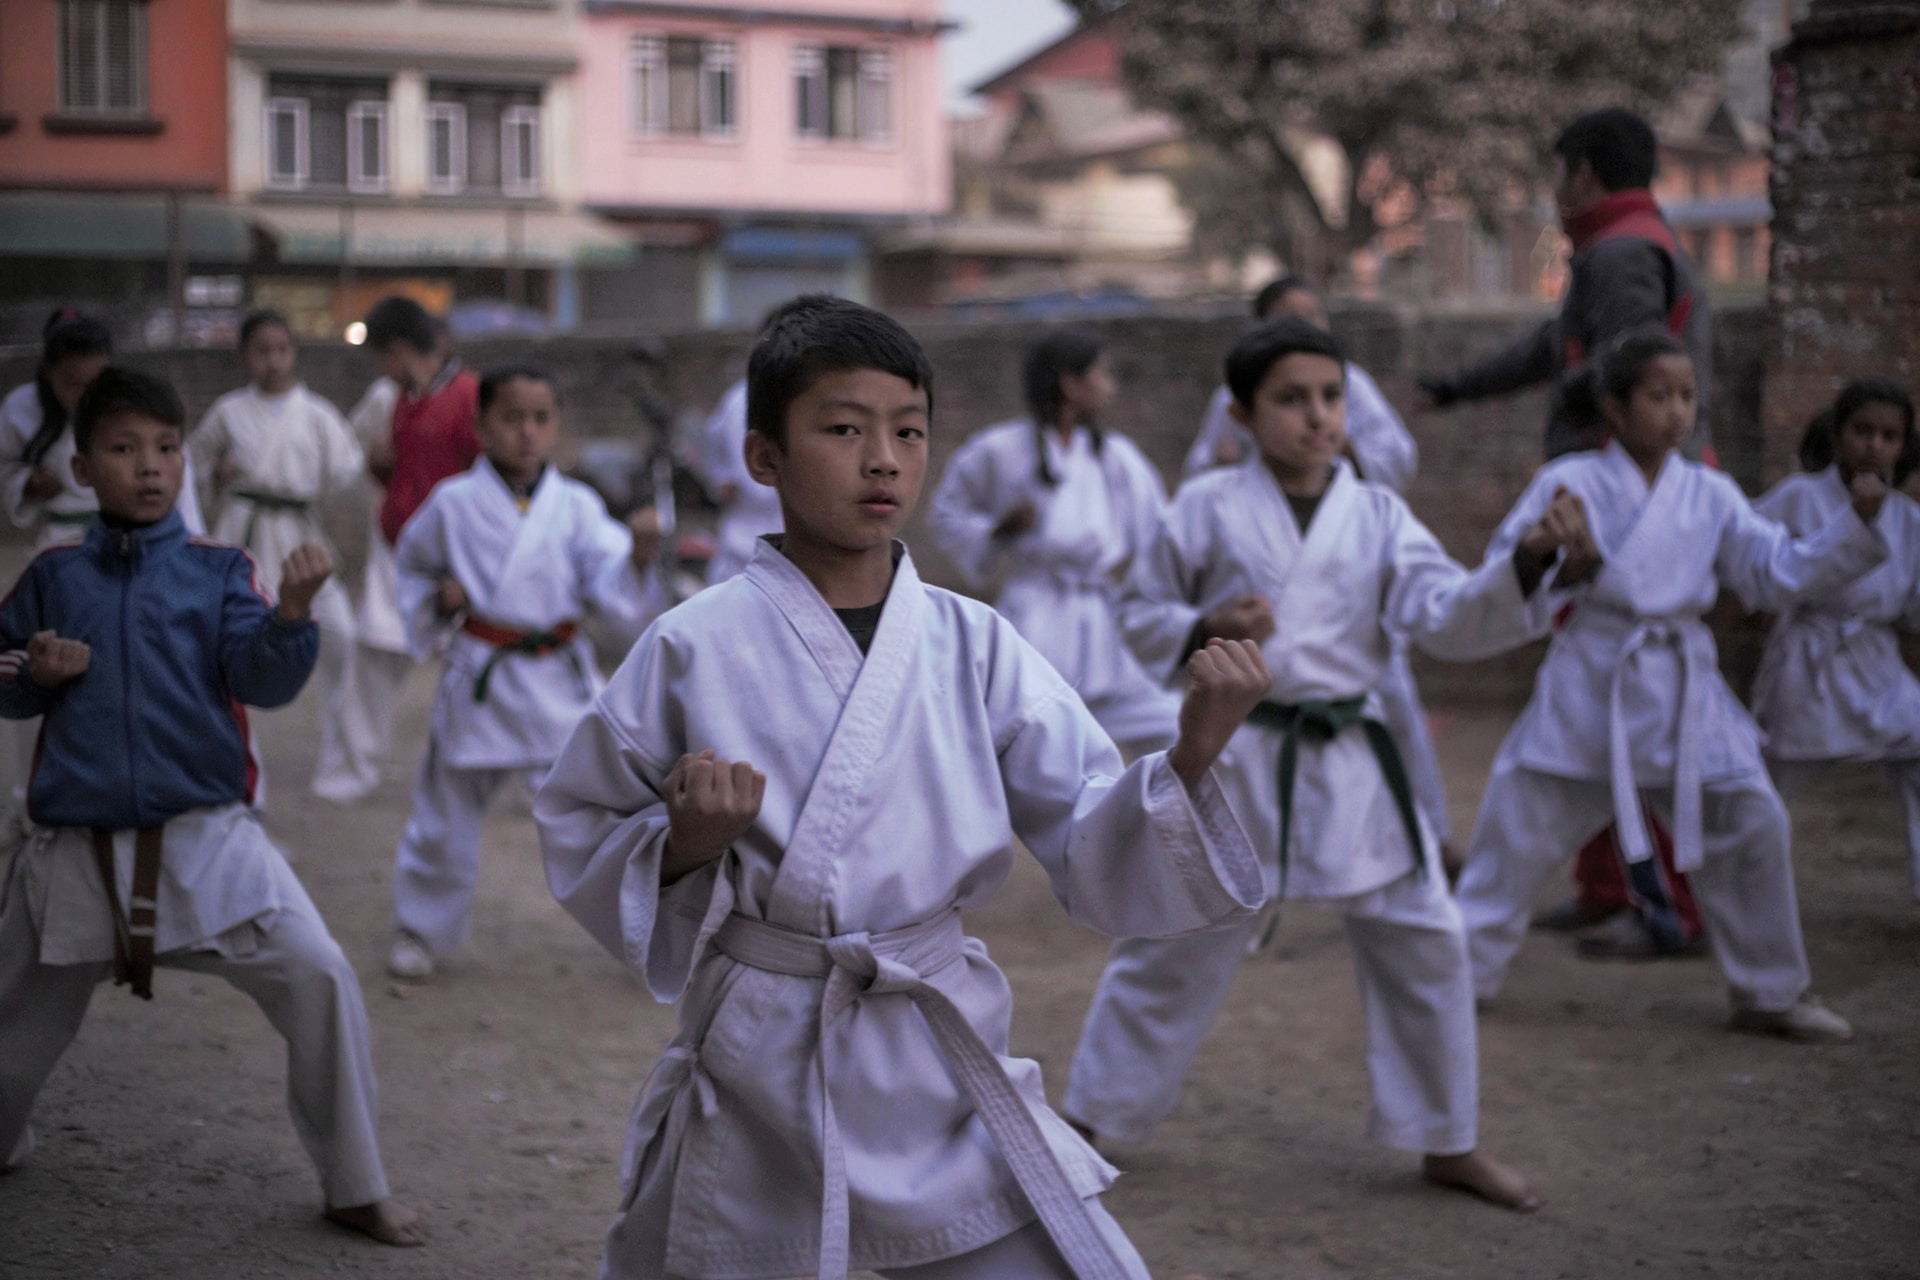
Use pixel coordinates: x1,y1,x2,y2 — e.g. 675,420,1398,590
276,544,334,622
993,500,1038,540
1213,436,1246,467
23,465,62,503
434,576,469,618
1167,639,1272,790
214,456,242,492
628,507,664,571
26,630,90,689
661,748,765,883
1199,593,1276,645
1519,487,1589,560
1852,471,1889,524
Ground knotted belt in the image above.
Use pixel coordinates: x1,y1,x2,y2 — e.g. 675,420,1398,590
230,488,313,548
459,615,583,703
1245,696,1425,897
709,910,1133,1280
89,827,164,1000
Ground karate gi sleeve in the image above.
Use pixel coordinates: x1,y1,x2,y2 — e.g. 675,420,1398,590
926,433,1012,589
391,497,457,660
1385,498,1548,660
1114,497,1207,684
535,634,733,1002
988,619,1262,938
0,561,60,719
1183,388,1248,477
314,397,370,495
0,390,49,530
1344,366,1418,495
1716,479,1888,613
188,400,229,520
347,378,397,450
700,385,749,492
218,551,320,708
580,502,669,645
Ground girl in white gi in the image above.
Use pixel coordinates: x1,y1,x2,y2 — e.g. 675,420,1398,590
1067,318,1553,1213
929,327,1180,754
1454,330,1890,1042
1751,378,1920,901
536,296,1276,1280
386,364,667,981
194,310,378,803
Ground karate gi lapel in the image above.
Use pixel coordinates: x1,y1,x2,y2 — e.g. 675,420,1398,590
476,460,569,624
1247,458,1356,608
744,540,926,935
1589,443,1676,600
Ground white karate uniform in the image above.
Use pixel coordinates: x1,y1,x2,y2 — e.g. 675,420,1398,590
1181,371,1448,837
701,380,783,585
0,803,388,1206
1751,468,1920,900
194,385,376,801
929,420,1180,754
342,378,412,779
1455,444,1888,1009
391,459,665,956
1066,459,1539,1151
535,540,1264,1280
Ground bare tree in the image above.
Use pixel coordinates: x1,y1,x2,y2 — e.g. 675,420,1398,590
1063,0,1747,281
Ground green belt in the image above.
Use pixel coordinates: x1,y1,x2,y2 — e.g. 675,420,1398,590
231,489,313,548
470,628,586,704
46,510,95,527
1245,696,1426,899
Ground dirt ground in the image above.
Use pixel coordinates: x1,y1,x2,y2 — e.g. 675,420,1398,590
4,654,1919,1278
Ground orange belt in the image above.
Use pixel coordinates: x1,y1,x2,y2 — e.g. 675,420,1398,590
459,615,583,703
90,826,164,1000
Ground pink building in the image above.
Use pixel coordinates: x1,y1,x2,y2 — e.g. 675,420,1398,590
577,0,950,327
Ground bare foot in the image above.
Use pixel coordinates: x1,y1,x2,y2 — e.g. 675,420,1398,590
1422,1150,1542,1213
326,1198,430,1246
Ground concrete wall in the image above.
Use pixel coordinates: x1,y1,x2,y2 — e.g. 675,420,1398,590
0,301,1774,706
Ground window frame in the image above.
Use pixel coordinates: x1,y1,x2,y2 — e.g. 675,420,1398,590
630,34,667,136
501,104,542,197
345,98,391,195
263,96,310,191
699,39,737,140
793,41,890,144
424,100,469,195
58,0,148,117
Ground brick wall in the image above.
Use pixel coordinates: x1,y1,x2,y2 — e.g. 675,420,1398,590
1762,1,1920,483
0,301,1773,707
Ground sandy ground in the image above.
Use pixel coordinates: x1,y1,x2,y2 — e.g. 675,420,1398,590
3,658,1919,1278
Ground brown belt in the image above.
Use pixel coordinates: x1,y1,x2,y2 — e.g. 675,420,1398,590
89,826,164,1000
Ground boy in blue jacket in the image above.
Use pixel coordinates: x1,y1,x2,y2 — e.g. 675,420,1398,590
0,367,424,1246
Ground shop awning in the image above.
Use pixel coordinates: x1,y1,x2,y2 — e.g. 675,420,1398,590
0,192,263,261
251,204,637,267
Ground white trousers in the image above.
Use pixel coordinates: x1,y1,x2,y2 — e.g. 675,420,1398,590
392,730,543,956
1378,647,1451,843
1456,757,1812,1011
305,578,382,803
1771,755,1920,902
1064,868,1478,1156
0,859,388,1207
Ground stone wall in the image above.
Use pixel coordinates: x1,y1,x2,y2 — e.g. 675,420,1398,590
0,301,1774,706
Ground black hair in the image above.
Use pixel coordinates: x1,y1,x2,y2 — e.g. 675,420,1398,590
72,365,185,453
34,311,115,451
478,361,558,416
1796,406,1835,473
1252,275,1314,319
1829,376,1919,485
1023,325,1107,486
238,308,292,349
1590,327,1690,405
745,294,934,448
1554,108,1659,193
363,295,438,354
1224,316,1346,409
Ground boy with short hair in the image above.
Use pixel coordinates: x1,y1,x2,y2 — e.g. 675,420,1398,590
1066,318,1574,1212
0,366,423,1246
536,296,1274,1279
386,363,667,981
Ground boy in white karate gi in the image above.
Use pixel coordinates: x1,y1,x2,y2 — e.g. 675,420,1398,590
1455,330,1889,1041
929,326,1180,755
536,295,1277,1280
1751,378,1920,901
1067,318,1557,1211
0,366,423,1247
386,363,667,981
194,310,378,802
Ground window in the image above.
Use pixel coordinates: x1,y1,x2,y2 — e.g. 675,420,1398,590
631,34,736,137
502,106,541,196
794,43,889,142
59,0,147,115
346,100,389,193
425,102,467,194
264,76,389,193
426,82,542,196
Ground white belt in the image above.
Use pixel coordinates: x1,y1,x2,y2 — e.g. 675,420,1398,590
1576,609,1715,872
708,910,1130,1280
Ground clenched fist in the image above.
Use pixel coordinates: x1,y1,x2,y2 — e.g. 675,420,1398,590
992,500,1038,540
1519,486,1603,585
661,749,766,884
27,630,90,689
628,507,665,572
276,543,334,622
1199,593,1276,646
1852,470,1889,525
434,576,469,619
1168,638,1273,790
